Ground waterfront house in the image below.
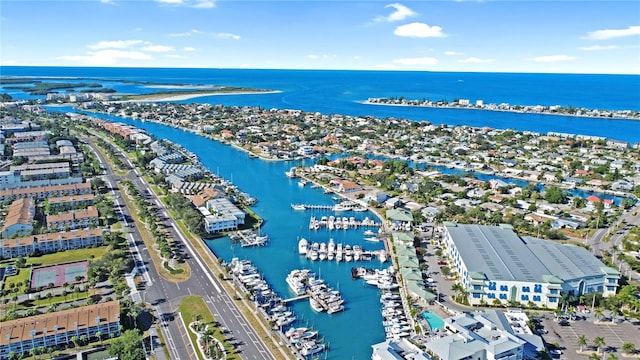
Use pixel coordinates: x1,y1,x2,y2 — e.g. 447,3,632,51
201,198,245,233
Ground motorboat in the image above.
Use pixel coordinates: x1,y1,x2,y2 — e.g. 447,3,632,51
301,343,326,356
291,204,306,210
298,238,308,255
285,167,298,178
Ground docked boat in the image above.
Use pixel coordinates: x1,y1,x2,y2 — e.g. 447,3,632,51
327,303,344,314
344,245,353,262
285,167,298,178
378,249,387,263
353,245,362,261
291,204,306,210
298,238,308,255
301,343,326,356
364,236,380,242
310,297,325,312
364,229,376,236
298,179,308,187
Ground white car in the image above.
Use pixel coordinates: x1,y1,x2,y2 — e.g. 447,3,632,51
550,349,562,357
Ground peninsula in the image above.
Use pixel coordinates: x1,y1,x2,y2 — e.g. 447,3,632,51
365,96,640,120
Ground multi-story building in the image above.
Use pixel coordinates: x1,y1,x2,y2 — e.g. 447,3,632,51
200,198,245,233
46,206,99,231
47,194,95,213
424,310,544,360
441,223,620,309
0,228,104,259
0,182,91,203
1,198,35,238
0,300,120,358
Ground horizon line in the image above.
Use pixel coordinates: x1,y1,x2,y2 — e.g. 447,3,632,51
0,65,638,77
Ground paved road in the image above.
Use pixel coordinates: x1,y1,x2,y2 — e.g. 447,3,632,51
86,136,278,360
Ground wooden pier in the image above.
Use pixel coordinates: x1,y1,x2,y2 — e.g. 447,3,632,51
282,294,310,304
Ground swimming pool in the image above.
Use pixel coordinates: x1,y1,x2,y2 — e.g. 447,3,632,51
421,311,445,330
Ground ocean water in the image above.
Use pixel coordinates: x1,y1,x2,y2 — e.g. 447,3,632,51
3,66,640,142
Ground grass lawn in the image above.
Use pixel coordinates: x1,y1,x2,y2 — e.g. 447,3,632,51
178,295,240,360
2,247,109,294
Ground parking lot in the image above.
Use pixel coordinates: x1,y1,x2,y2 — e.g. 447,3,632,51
541,315,640,358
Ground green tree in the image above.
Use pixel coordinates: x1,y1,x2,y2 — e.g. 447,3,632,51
108,329,145,360
593,336,605,354
622,342,636,355
577,335,588,352
544,185,567,204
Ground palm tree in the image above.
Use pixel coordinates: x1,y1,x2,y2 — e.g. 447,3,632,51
622,342,636,355
588,353,601,360
606,354,618,360
79,334,87,349
96,330,103,345
451,282,464,302
594,307,604,322
577,335,588,352
593,336,605,354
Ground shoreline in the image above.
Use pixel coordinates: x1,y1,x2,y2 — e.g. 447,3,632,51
119,90,283,103
360,100,640,122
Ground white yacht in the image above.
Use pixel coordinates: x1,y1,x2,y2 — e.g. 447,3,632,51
298,238,308,255
291,204,306,210
285,167,298,178
301,343,326,356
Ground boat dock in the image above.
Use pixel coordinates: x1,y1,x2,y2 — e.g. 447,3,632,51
282,294,310,304
308,215,381,230
229,229,269,247
291,204,334,210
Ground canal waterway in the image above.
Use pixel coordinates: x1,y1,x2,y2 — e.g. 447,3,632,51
50,104,634,358
55,107,390,359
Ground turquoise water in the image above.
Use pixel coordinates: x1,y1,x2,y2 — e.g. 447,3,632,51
4,66,640,143
421,311,445,330
57,109,388,359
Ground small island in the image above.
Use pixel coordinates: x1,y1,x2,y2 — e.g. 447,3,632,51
364,96,640,120
0,76,276,103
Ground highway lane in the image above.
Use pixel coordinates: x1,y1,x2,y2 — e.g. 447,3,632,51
85,135,278,360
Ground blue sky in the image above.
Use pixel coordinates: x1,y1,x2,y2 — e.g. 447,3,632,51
1,0,639,74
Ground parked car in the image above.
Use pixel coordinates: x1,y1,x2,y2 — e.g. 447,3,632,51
550,349,562,358
437,261,448,265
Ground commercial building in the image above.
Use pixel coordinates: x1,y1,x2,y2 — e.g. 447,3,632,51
0,300,120,358
200,198,245,233
424,310,544,360
441,223,620,308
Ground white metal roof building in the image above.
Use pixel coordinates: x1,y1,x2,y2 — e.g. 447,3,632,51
442,223,620,309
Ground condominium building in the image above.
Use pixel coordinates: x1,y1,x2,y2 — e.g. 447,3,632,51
200,197,245,233
0,300,120,358
441,223,620,309
0,228,105,259
0,182,91,203
46,206,99,231
1,198,35,238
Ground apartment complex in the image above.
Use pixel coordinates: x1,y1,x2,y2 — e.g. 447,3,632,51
200,197,245,233
0,301,120,358
1,197,35,238
0,228,105,259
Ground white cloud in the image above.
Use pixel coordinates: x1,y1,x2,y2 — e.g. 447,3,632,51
375,3,417,22
155,0,215,8
167,54,186,59
586,25,640,40
458,57,494,63
444,51,463,56
1,60,18,65
307,54,336,60
394,22,445,38
375,64,397,69
184,47,196,52
142,45,174,52
100,0,116,5
578,45,619,51
393,57,438,66
89,40,143,49
217,33,241,40
57,49,151,65
528,54,575,62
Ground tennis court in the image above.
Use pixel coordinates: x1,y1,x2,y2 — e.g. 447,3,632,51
30,261,88,289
